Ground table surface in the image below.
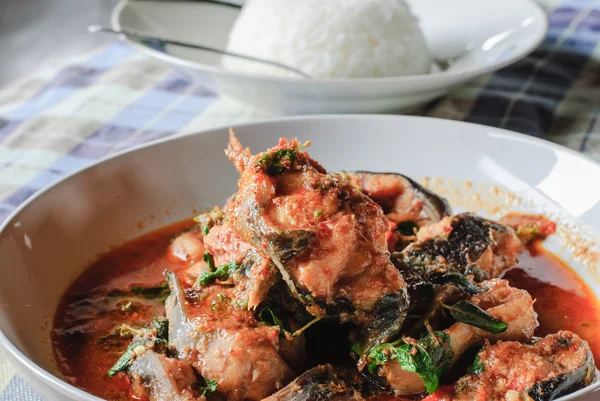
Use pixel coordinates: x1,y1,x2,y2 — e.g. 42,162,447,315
0,0,119,88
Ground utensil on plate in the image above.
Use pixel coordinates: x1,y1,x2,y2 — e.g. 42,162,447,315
110,0,547,114
88,25,312,79
131,0,242,6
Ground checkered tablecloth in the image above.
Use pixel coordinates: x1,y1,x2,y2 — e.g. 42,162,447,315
1,0,600,399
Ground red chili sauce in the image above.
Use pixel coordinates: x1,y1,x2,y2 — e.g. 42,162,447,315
52,221,600,401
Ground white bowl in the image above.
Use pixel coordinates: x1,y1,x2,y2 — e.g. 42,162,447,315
112,0,548,115
1,115,599,401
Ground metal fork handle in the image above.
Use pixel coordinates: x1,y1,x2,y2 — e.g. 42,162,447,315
129,0,242,8
88,25,312,79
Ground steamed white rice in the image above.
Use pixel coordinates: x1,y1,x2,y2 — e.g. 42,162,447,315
223,0,432,79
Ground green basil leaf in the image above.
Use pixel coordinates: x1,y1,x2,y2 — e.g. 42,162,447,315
107,317,169,378
365,332,453,394
198,261,239,286
396,221,419,236
391,332,452,394
419,331,453,369
107,337,145,378
152,317,169,341
258,307,285,329
350,343,362,358
107,337,167,378
201,378,218,395
428,272,486,294
366,345,391,375
442,301,508,334
130,282,170,301
203,252,215,271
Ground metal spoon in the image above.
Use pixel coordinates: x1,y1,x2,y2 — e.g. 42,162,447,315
130,0,242,7
88,25,312,79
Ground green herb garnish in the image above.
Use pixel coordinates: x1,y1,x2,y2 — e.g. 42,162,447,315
516,226,540,236
441,301,507,334
258,307,322,339
200,378,218,395
470,354,485,374
428,272,486,294
203,252,215,271
351,343,362,357
153,317,169,341
255,149,297,176
108,337,148,378
130,282,170,302
117,324,141,338
198,261,239,286
366,331,453,394
107,318,169,378
258,307,286,329
211,294,229,311
193,209,225,236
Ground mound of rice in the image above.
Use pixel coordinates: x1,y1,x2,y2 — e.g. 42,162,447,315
223,0,432,79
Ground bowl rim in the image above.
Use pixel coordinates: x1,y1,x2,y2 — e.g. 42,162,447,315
111,0,549,85
0,114,598,401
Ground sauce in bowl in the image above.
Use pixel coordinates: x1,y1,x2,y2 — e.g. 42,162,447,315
52,220,600,401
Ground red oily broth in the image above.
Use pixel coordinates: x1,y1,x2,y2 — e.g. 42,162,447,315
52,220,195,401
503,241,600,364
52,221,600,401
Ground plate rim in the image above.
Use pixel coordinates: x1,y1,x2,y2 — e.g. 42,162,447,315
0,114,598,401
111,0,549,86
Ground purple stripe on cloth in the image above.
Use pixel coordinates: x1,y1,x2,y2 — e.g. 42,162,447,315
575,8,600,31
108,86,214,132
154,71,195,93
68,125,139,158
3,187,38,208
83,124,138,144
462,1,597,137
68,141,115,159
549,6,581,28
2,44,134,122
26,168,72,191
0,207,12,224
192,85,218,98
0,120,20,143
121,129,173,148
43,66,105,89
0,376,42,401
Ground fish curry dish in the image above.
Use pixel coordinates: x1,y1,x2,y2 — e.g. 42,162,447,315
53,134,600,401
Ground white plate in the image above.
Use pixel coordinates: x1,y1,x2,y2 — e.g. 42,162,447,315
112,0,548,114
0,115,599,401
